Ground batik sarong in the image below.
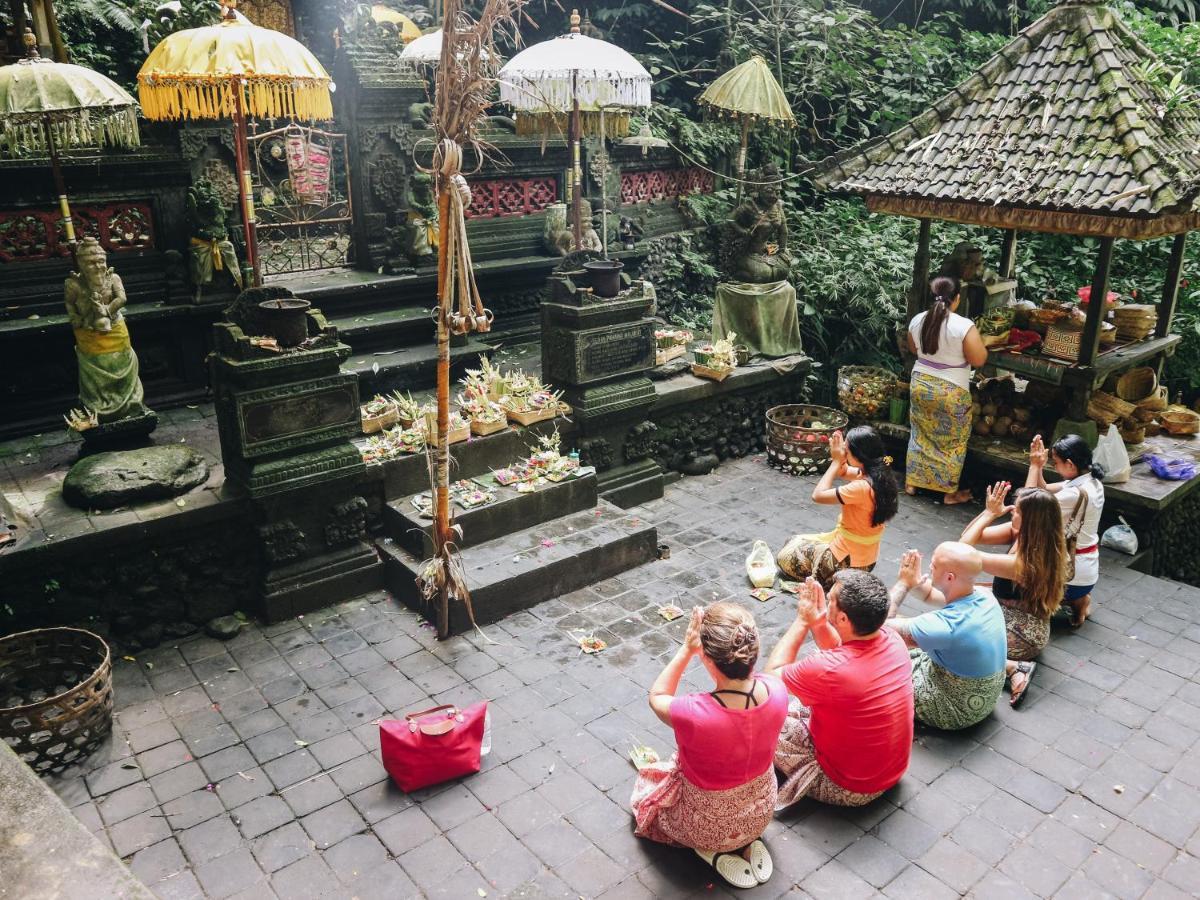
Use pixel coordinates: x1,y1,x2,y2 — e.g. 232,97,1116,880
1000,600,1050,662
906,371,972,493
632,756,775,853
774,702,883,810
910,649,1004,730
776,524,878,592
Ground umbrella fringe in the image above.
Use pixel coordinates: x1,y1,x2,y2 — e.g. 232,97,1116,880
514,109,630,140
0,106,139,158
137,76,333,122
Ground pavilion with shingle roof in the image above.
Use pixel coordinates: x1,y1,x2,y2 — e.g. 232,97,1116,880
814,0,1195,384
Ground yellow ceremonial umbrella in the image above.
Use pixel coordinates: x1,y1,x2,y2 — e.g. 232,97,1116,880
137,0,333,285
370,5,422,42
698,55,795,199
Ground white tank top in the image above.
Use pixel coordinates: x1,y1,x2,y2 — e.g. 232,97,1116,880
910,311,974,390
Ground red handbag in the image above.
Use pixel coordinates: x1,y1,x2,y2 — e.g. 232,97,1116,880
379,702,489,792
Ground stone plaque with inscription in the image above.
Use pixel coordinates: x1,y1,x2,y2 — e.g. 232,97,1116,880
543,321,655,386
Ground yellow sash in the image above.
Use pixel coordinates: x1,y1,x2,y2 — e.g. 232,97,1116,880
803,520,884,548
74,318,131,356
191,237,226,270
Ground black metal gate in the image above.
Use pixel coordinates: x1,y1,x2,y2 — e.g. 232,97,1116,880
249,125,354,277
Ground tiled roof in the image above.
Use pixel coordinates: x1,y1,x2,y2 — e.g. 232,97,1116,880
814,1,1200,219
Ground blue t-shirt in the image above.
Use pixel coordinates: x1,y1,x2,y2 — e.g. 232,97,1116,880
908,589,1006,679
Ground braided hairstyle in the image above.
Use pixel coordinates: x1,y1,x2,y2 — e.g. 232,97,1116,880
700,602,760,679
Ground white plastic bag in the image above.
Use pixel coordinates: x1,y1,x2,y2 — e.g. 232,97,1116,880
746,541,777,588
1101,516,1138,556
1094,424,1131,484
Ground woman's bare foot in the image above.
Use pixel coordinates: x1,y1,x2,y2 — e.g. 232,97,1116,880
1070,594,1092,628
943,489,972,505
905,486,917,496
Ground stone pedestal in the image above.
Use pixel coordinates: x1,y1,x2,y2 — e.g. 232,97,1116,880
541,273,664,504
209,313,381,621
712,280,803,358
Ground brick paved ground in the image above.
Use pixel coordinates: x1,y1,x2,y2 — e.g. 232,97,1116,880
46,455,1200,899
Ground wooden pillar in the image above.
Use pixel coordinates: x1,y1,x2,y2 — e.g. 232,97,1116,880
1156,232,1188,340
906,218,932,322
1078,236,1114,367
999,228,1018,279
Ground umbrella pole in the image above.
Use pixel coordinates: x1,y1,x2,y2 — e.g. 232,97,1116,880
736,116,750,203
45,123,76,246
571,71,583,251
231,76,260,288
600,108,608,259
433,174,452,640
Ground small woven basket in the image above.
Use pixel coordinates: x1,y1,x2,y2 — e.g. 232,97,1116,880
1043,323,1083,361
1137,386,1169,412
1115,367,1157,402
0,628,113,775
766,404,848,476
1162,408,1200,436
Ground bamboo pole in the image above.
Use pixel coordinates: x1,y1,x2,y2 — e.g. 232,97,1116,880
433,172,452,640
736,116,750,203
231,77,261,287
45,119,76,245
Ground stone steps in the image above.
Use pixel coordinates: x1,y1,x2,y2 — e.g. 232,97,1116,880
345,337,493,398
326,305,434,353
384,472,599,557
377,500,657,635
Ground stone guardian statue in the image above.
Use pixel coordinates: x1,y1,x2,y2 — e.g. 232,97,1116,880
64,238,153,431
710,163,803,358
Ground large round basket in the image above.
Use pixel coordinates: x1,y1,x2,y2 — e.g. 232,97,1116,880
766,405,848,476
1115,367,1157,402
0,628,113,775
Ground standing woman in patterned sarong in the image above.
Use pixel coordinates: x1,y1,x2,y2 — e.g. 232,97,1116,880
905,276,989,504
632,603,788,889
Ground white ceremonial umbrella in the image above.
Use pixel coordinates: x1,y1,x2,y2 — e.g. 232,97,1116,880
498,8,651,250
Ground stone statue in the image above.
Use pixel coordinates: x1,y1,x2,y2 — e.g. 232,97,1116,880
64,238,151,425
544,200,602,256
723,163,792,284
618,214,643,250
188,179,243,301
711,163,803,358
398,171,436,263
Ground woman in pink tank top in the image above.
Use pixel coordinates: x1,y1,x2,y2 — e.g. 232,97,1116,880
631,602,788,890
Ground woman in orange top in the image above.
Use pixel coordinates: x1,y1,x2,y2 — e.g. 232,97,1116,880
778,426,899,590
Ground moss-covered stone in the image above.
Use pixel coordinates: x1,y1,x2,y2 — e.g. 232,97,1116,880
62,445,209,510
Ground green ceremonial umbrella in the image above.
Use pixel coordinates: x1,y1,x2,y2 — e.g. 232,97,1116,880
698,55,795,198
0,29,140,244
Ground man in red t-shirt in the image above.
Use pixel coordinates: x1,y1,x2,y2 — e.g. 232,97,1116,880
764,569,914,810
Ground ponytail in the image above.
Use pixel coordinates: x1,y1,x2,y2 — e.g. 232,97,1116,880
920,276,960,356
1052,434,1104,481
845,426,898,526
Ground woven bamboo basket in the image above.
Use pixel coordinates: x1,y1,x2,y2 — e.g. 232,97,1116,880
1118,420,1146,444
361,403,400,434
1137,386,1169,412
1087,391,1136,426
766,404,848,476
1162,408,1200,436
0,628,113,775
837,366,896,418
1115,367,1157,402
1043,323,1083,361
470,418,508,437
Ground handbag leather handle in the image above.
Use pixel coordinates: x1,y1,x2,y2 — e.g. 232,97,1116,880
404,704,457,722
404,704,461,737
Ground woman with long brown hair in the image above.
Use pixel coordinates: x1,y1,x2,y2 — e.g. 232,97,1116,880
632,602,788,889
960,481,1066,706
905,276,989,504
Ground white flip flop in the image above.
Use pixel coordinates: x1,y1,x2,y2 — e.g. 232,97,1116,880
695,849,757,890
748,839,773,883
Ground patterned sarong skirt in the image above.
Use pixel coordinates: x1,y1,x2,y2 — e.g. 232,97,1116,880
631,757,776,853
910,649,1004,730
